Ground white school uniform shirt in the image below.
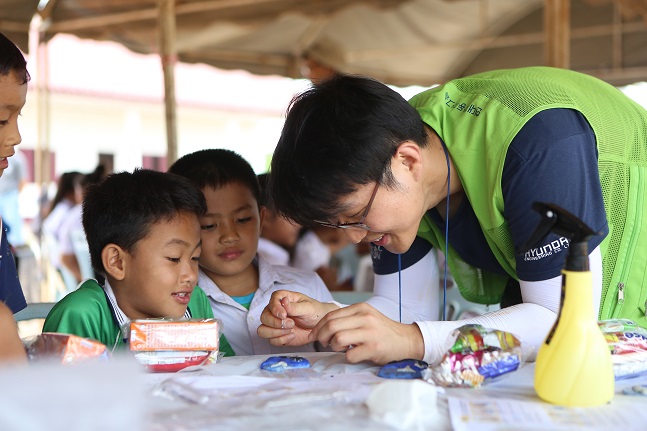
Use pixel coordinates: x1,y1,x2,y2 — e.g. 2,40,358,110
58,204,83,255
256,237,291,267
198,254,334,356
42,199,75,269
292,230,330,271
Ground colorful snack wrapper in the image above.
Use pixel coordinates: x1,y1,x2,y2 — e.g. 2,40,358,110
424,324,523,388
128,318,221,372
598,319,647,380
26,333,110,364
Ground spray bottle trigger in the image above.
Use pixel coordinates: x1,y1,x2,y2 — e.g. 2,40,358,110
520,203,558,253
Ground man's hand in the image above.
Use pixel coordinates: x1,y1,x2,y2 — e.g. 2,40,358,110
257,290,339,346
309,302,425,365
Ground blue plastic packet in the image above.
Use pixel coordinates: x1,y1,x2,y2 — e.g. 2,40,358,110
377,359,429,379
260,355,311,372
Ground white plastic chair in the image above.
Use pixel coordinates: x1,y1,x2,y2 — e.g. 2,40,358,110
14,302,57,322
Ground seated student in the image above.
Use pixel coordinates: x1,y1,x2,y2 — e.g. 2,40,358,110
168,149,334,356
58,165,106,284
256,173,301,267
42,171,82,248
41,171,83,292
43,169,234,356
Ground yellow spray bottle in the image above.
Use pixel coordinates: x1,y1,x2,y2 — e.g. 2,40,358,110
524,202,614,407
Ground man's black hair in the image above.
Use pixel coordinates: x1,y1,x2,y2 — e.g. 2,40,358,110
268,74,427,225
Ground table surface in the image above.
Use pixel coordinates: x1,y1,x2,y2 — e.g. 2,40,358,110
144,352,647,431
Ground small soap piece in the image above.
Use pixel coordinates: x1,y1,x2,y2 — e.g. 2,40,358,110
377,359,429,379
260,355,311,372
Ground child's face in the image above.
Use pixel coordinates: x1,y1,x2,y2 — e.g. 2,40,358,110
117,211,202,320
0,72,27,178
198,182,261,280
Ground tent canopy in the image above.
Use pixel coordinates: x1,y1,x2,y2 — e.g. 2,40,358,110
2,0,647,87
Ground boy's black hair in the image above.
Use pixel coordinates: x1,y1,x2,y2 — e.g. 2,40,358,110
168,149,261,203
268,74,427,225
82,169,207,274
0,32,30,84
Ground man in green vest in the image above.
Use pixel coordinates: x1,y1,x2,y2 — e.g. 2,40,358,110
256,67,647,366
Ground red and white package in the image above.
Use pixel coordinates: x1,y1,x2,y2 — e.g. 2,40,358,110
128,318,221,373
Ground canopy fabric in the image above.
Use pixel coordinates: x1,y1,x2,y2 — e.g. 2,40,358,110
1,0,646,86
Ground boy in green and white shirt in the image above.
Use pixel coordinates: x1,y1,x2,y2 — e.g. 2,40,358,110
44,169,234,356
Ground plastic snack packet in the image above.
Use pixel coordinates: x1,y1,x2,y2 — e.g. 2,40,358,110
128,318,222,372
598,319,647,380
423,324,523,388
25,332,110,364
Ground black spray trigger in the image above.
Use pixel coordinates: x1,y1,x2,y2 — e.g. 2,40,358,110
521,203,559,253
522,202,602,272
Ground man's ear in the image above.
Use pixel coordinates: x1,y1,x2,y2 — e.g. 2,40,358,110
101,244,127,281
393,141,424,181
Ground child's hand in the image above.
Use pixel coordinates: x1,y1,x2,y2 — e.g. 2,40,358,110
257,290,339,347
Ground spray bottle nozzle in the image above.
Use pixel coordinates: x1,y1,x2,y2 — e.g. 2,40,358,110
522,202,602,272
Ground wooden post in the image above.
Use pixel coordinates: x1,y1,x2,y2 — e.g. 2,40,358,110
158,0,178,165
544,0,570,69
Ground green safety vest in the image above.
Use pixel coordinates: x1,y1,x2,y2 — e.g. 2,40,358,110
409,67,647,327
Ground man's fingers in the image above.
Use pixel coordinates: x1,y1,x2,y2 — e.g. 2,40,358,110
312,310,360,346
257,324,295,341
267,332,297,347
344,342,371,364
328,328,364,352
281,299,313,319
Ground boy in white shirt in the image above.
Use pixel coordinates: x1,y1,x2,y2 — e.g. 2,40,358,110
169,149,334,355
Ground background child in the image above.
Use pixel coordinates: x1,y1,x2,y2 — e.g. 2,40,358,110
43,169,234,356
169,149,334,356
256,173,301,267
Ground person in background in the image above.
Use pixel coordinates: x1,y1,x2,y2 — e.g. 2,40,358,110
257,68,647,366
41,171,82,274
256,173,301,267
58,165,105,284
42,171,82,240
169,149,334,356
300,52,338,85
43,169,234,356
0,147,28,248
